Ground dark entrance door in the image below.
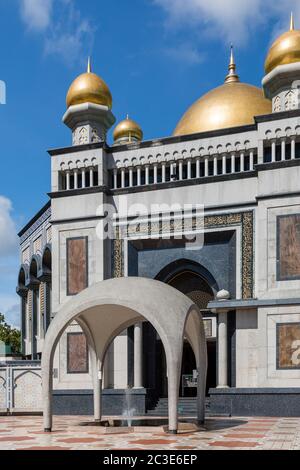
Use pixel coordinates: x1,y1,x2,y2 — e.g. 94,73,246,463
144,265,217,403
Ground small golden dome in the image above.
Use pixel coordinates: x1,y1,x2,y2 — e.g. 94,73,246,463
265,13,300,74
66,58,112,109
173,47,271,137
113,115,143,143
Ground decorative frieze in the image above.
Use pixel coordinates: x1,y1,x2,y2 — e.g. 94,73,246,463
112,211,254,299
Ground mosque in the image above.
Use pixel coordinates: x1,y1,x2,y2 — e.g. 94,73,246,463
16,15,300,418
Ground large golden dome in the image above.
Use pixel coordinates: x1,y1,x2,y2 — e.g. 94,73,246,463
173,48,271,137
113,115,143,143
66,58,112,109
265,14,300,74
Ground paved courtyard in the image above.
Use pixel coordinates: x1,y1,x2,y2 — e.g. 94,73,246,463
0,415,300,450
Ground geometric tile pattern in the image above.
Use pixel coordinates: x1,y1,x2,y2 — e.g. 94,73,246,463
1,416,300,450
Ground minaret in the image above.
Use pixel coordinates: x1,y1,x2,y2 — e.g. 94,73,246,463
63,58,116,145
263,13,300,112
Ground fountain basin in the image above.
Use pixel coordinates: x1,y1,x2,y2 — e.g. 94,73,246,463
78,418,206,434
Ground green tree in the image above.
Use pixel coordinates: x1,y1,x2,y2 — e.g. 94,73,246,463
0,313,21,354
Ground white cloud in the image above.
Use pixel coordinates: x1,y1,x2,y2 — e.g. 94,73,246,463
20,0,53,31
154,0,300,46
0,198,19,328
0,197,18,258
164,43,205,65
19,0,95,65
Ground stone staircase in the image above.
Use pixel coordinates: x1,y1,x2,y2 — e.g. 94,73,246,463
147,397,211,417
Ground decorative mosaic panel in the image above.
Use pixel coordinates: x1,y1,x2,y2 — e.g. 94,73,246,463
13,370,42,410
46,226,52,243
277,214,300,281
33,236,42,255
22,247,30,264
67,237,88,296
112,211,254,299
277,323,300,370
67,333,89,374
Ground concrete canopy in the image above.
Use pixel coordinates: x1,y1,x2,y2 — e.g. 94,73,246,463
42,277,207,433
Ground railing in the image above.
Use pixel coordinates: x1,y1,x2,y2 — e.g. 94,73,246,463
263,137,300,163
59,168,99,191
111,151,257,190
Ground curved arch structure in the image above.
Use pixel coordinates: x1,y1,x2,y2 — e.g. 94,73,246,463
42,277,207,434
155,258,219,295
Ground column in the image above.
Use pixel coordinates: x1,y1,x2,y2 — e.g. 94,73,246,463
222,155,227,175
44,282,51,332
94,372,102,422
20,293,27,355
179,161,183,180
162,163,166,183
74,170,78,189
153,164,158,184
281,138,286,161
137,166,141,186
196,158,200,178
240,152,245,172
134,323,143,389
231,153,235,173
187,159,192,179
113,169,118,189
204,158,209,177
217,311,229,388
291,137,296,159
90,168,94,187
31,287,38,360
121,168,125,188
103,354,110,389
145,165,150,185
82,169,86,188
66,171,70,191
129,168,133,187
271,140,276,163
249,150,254,171
213,156,218,176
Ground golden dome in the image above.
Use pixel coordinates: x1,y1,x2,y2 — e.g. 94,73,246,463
113,115,143,143
173,48,271,137
265,13,300,74
66,58,112,109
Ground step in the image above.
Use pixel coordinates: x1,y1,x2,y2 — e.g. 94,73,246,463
147,397,211,416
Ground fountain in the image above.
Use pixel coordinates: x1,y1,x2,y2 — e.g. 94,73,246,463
122,388,136,428
79,388,205,434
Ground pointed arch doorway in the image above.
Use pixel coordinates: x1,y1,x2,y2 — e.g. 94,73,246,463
151,260,218,399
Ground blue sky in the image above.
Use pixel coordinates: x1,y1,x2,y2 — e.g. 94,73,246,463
0,0,299,327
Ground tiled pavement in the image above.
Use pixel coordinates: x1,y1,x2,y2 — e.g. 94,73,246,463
0,415,300,450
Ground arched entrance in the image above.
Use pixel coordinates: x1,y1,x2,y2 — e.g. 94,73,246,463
153,260,217,398
42,277,207,434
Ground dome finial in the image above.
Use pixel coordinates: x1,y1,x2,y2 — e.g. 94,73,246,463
87,56,92,73
290,12,295,31
225,44,240,83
